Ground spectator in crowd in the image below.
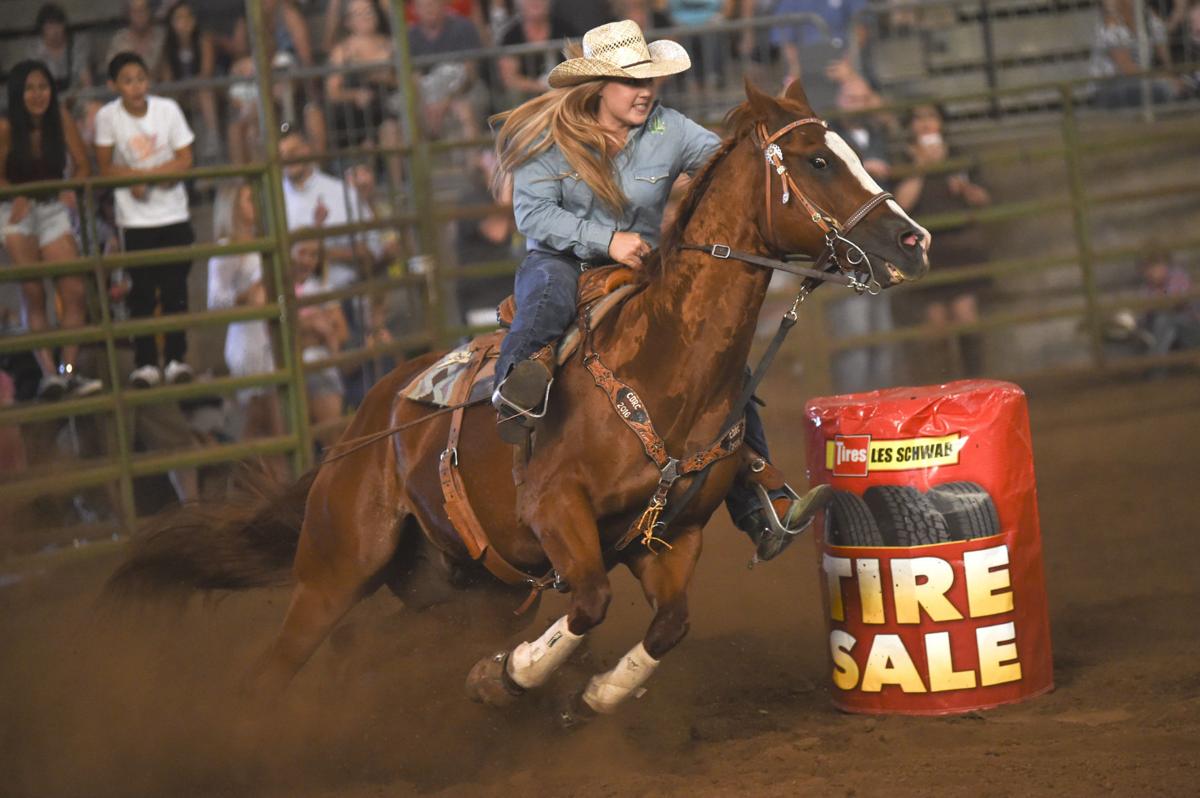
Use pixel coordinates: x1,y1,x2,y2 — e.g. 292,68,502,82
0,364,25,472
324,0,488,52
160,0,221,161
895,102,992,379
201,0,246,72
826,76,896,392
279,124,385,406
1189,4,1200,92
668,0,731,92
1090,0,1185,107
409,0,486,140
772,0,868,92
615,0,671,33
549,0,616,38
227,0,326,162
452,150,518,328
0,60,99,400
496,0,561,107
106,0,167,80
291,238,349,447
735,0,781,67
95,51,197,389
1146,0,1194,65
325,0,405,186
1137,249,1200,361
207,181,286,449
27,4,94,96
278,124,382,288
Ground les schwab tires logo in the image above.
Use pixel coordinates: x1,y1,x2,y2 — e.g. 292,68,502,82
826,433,965,478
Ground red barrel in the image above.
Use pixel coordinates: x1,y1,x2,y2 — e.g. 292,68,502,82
804,380,1054,715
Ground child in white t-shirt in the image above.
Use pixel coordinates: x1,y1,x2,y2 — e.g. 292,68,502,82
94,51,196,388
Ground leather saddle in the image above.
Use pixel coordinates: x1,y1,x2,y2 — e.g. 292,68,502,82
404,265,644,408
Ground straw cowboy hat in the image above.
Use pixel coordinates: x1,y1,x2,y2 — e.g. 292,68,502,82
547,19,692,89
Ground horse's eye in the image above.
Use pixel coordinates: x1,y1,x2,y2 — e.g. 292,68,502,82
810,156,829,169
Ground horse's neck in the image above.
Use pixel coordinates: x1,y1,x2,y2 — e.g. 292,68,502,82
619,144,774,430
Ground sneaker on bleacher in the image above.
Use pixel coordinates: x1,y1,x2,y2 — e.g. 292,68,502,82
164,360,193,385
37,373,70,400
129,364,162,388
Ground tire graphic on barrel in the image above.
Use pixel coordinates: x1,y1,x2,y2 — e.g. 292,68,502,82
828,490,884,547
863,485,951,547
925,481,1001,540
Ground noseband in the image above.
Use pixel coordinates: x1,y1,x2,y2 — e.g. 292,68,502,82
682,116,895,297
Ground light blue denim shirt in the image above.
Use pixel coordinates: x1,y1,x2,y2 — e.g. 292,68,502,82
512,103,722,263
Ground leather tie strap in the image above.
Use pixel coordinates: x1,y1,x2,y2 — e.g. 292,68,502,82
580,331,746,553
438,341,551,593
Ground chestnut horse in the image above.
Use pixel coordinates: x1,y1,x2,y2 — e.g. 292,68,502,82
108,80,929,717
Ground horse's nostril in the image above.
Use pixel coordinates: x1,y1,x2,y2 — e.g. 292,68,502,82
900,230,921,249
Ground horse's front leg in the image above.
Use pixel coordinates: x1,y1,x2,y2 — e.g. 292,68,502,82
575,525,702,717
467,488,610,706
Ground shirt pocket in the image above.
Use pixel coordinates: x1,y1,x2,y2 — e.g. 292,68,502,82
561,172,595,214
629,165,673,210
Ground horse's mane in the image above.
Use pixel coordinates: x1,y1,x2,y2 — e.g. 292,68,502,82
650,93,814,278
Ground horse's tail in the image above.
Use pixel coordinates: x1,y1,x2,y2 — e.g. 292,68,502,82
104,465,317,600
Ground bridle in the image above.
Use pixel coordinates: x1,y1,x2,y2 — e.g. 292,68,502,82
681,115,897,298
653,115,902,549
754,118,893,294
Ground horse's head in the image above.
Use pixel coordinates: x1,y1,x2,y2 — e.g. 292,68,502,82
732,79,930,288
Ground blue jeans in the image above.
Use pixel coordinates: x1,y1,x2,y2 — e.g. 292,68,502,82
496,250,777,525
495,250,582,382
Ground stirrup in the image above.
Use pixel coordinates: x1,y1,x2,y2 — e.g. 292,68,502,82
746,483,832,566
493,360,554,445
491,378,554,422
752,482,807,537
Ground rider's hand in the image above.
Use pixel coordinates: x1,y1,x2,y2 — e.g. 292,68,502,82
608,231,650,269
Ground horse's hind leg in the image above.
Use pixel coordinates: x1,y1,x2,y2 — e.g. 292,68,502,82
572,525,702,718
247,453,403,700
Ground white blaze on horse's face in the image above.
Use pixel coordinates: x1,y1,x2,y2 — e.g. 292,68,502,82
822,130,932,264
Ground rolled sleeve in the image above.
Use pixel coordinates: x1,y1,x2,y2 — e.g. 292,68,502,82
513,157,612,261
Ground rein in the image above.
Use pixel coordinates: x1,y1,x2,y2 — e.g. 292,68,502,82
626,114,896,548
317,399,486,466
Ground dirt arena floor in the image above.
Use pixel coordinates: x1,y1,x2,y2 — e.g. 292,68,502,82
2,372,1198,797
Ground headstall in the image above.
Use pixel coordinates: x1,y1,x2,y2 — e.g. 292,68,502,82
683,116,898,298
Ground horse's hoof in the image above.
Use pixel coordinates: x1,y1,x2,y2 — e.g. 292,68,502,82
554,689,598,730
465,651,525,708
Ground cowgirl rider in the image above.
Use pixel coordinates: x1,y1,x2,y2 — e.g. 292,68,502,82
489,20,829,561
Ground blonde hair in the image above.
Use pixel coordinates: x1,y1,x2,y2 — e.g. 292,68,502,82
212,180,254,241
490,69,627,215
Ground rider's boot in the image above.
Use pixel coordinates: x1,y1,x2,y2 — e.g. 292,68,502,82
492,345,555,445
736,483,833,562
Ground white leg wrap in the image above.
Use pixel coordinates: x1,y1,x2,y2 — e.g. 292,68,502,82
505,615,584,690
581,642,660,714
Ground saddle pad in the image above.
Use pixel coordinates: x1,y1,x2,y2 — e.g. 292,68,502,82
404,343,498,407
402,284,643,408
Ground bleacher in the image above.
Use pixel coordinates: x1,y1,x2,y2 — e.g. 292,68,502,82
865,0,1100,115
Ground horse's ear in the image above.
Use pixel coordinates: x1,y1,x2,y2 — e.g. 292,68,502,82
743,76,778,119
783,77,814,113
